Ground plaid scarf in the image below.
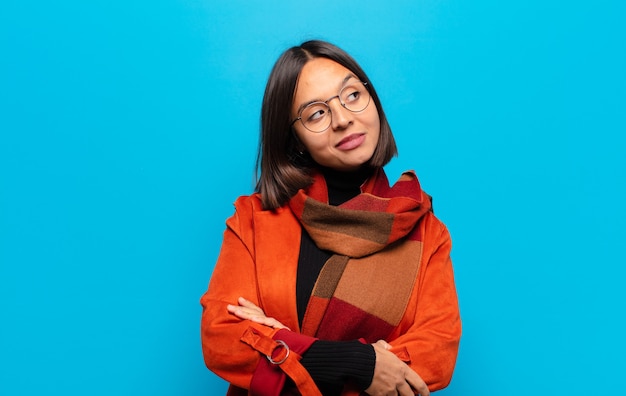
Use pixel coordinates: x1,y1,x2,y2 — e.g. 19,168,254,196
288,168,432,342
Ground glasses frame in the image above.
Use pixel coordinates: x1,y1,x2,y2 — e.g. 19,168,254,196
290,81,370,133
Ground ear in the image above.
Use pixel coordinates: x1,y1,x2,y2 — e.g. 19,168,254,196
287,131,312,166
291,130,307,154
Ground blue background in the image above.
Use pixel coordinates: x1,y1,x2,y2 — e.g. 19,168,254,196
1,0,625,395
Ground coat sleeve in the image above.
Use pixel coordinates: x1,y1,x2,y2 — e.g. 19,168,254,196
387,214,462,392
200,195,277,389
200,196,321,394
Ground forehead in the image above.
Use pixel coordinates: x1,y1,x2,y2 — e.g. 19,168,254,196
293,58,356,104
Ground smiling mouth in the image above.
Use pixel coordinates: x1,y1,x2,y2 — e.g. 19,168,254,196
336,133,366,150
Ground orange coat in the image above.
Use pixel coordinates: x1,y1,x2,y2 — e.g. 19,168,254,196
200,193,461,394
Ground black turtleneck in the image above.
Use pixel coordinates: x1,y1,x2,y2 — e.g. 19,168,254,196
295,166,373,322
296,166,376,394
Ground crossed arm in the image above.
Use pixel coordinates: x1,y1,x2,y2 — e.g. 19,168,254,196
228,297,430,396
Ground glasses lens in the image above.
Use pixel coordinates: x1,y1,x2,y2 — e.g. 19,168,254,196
301,103,331,133
299,81,371,133
340,82,370,112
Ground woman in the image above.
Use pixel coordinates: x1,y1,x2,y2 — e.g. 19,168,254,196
200,40,461,396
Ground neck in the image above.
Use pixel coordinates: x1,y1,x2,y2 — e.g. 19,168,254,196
319,166,375,206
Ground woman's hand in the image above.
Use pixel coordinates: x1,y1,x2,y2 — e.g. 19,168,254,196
365,340,429,396
227,297,290,330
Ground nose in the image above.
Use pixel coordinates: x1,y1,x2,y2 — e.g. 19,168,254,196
327,96,353,131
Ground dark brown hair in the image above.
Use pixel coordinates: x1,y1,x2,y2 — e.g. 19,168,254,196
255,40,397,210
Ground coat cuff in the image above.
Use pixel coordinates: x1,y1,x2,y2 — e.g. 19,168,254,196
241,327,320,396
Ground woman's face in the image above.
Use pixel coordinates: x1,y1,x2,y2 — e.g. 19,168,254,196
291,58,380,172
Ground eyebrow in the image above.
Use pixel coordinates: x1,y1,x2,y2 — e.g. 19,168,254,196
295,74,357,115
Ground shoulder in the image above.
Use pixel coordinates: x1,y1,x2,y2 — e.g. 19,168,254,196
225,194,299,250
226,194,262,230
420,210,452,247
228,193,294,228
232,193,264,214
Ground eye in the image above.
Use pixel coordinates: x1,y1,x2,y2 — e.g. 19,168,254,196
307,109,325,122
303,104,328,123
343,87,362,104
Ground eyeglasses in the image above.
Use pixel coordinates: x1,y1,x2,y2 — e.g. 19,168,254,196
290,81,371,133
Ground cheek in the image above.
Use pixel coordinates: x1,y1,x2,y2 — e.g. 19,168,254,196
364,110,381,143
367,104,381,128
295,129,325,153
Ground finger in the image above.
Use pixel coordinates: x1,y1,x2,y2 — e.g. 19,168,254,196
397,380,415,396
228,302,289,329
237,297,264,313
227,304,258,319
373,339,392,350
266,318,284,329
227,304,247,319
249,315,273,325
226,304,238,313
251,316,290,330
405,373,429,396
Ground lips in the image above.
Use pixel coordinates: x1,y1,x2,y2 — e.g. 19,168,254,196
335,133,366,151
